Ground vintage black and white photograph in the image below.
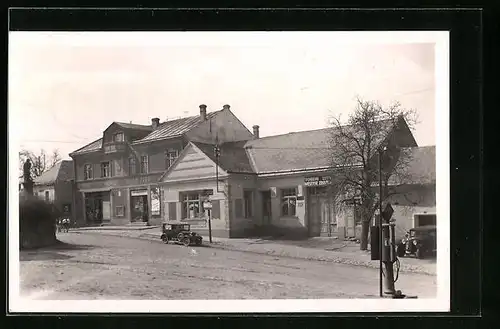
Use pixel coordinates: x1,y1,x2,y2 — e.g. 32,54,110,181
9,30,450,313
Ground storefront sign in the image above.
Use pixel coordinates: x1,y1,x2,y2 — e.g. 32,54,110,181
304,176,332,187
131,190,148,196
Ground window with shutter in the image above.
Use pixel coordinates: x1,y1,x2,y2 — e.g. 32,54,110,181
168,202,177,221
211,200,220,219
235,199,243,218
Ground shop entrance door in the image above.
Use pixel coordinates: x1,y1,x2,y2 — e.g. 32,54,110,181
261,191,272,225
131,194,149,222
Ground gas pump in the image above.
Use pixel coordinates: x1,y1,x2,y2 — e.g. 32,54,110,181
370,203,412,299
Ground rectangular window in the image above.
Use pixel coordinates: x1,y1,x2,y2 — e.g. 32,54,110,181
165,149,179,169
128,157,136,175
45,191,50,202
84,164,93,180
100,162,110,178
113,132,124,142
243,190,253,218
181,192,205,219
115,206,125,217
281,188,297,216
140,155,149,174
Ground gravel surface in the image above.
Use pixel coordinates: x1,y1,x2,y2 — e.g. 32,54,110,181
19,232,437,300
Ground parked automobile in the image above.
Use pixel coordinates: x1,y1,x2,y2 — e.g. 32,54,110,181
160,222,203,247
397,225,437,259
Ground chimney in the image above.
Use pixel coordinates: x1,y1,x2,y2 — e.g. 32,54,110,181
199,104,207,121
151,117,160,129
223,104,230,110
252,125,260,139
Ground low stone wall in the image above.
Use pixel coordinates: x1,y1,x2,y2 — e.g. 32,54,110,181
19,197,58,249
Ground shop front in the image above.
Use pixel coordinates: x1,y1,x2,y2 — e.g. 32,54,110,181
130,189,149,222
84,191,111,225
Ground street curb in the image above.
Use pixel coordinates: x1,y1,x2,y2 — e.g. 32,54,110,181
69,231,436,276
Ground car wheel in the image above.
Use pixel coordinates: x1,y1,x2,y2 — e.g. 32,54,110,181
161,235,169,244
182,238,191,247
416,248,424,259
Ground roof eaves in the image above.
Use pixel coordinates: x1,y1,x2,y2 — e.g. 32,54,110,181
131,134,183,145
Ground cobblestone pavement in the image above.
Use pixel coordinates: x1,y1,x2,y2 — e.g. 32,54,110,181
19,233,437,300
71,228,437,276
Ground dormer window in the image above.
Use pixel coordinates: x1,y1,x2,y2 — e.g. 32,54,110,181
113,132,124,142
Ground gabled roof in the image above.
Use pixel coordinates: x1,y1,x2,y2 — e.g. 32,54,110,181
192,141,255,174
133,111,221,144
70,138,103,156
244,118,406,174
389,146,436,185
114,122,153,131
34,160,74,185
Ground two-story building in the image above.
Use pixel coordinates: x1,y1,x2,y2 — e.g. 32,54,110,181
69,104,254,227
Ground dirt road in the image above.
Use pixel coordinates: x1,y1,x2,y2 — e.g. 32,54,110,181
19,233,437,300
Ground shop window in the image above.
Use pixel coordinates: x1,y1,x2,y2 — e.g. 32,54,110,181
281,188,297,216
165,149,179,169
244,190,253,218
100,162,110,178
140,155,149,174
115,206,125,217
181,192,205,219
113,132,124,142
84,164,93,180
128,157,136,175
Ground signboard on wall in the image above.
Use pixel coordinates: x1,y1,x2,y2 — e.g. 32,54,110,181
150,187,160,216
270,187,277,198
304,176,332,187
131,190,148,196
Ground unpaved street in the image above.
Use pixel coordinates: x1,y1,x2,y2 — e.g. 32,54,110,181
19,233,437,299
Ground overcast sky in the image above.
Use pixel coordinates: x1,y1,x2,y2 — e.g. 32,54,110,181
9,32,437,160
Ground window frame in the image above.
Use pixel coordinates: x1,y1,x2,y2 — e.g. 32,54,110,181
100,161,111,178
115,205,125,217
128,157,136,176
165,149,179,169
140,155,149,174
113,131,125,142
83,163,93,180
281,187,297,217
180,191,205,220
44,190,50,202
243,190,254,218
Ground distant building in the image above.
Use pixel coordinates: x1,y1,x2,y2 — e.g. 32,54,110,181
32,160,74,216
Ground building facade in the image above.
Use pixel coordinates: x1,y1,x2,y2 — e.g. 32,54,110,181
69,104,254,227
31,160,75,217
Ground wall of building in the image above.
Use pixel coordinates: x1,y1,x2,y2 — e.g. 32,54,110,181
54,180,74,215
162,180,230,238
386,184,436,239
33,185,55,203
227,174,259,237
256,174,308,236
186,109,254,144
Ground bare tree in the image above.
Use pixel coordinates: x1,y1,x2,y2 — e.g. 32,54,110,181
327,97,418,250
19,148,62,179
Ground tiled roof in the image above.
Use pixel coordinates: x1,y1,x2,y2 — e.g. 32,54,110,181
192,141,255,174
70,138,103,156
389,146,436,185
114,122,153,131
133,111,221,144
34,160,74,185
244,119,399,174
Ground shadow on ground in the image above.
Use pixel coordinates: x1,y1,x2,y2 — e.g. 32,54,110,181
20,240,99,262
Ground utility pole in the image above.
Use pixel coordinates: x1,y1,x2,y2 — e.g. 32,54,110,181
378,149,384,298
214,136,222,193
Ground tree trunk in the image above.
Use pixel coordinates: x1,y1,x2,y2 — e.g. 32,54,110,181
360,220,370,250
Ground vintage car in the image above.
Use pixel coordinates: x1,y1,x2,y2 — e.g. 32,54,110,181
397,225,437,259
160,222,203,247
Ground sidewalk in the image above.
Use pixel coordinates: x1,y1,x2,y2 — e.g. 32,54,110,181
70,227,436,276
